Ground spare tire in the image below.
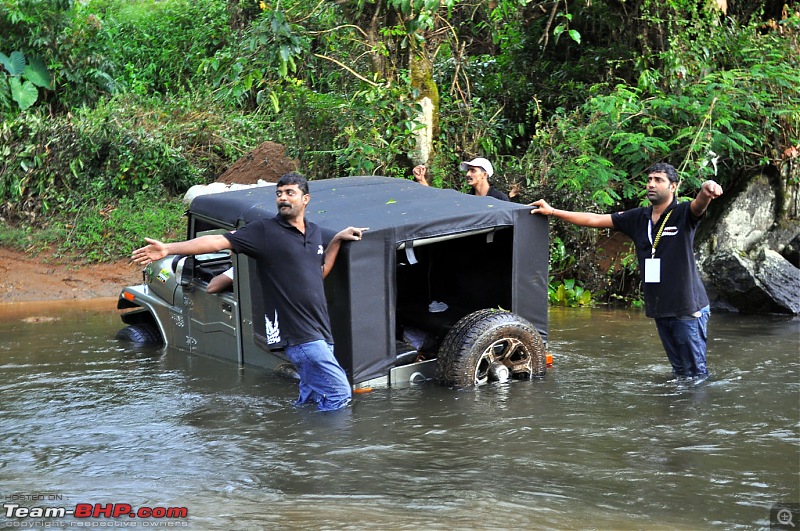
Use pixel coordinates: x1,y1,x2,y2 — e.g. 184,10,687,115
115,324,163,345
436,309,545,386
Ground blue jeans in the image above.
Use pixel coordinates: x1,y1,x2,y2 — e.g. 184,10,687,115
654,306,710,378
285,340,352,411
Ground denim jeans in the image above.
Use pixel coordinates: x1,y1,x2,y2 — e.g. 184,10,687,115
285,340,352,411
654,306,710,378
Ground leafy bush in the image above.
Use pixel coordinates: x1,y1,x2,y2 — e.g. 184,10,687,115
549,278,593,307
0,92,274,222
0,0,116,114
0,190,185,261
278,81,423,180
55,191,187,261
100,0,229,95
525,5,798,206
0,50,53,113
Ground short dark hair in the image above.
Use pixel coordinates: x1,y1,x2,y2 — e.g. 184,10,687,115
277,172,309,195
646,162,679,183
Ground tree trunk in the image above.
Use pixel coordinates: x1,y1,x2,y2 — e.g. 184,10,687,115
409,50,439,166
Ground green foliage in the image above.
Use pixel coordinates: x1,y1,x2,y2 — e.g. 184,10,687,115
546,236,594,307
524,10,799,209
0,220,59,253
548,236,575,278
0,50,53,112
101,0,229,95
199,4,312,108
552,13,581,45
0,189,185,261
52,192,186,261
0,94,232,221
0,0,115,113
281,80,423,179
548,278,593,307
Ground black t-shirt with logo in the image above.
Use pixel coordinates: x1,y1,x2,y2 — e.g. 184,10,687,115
224,214,333,347
611,200,709,319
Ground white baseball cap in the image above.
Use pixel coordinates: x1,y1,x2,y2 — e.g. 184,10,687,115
459,157,494,177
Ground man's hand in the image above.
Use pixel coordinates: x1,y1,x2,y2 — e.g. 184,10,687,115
323,227,369,278
335,227,368,242
528,199,554,216
700,180,723,199
690,180,724,218
412,165,429,186
131,238,168,266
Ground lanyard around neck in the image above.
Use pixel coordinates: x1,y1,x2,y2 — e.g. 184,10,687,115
647,209,673,258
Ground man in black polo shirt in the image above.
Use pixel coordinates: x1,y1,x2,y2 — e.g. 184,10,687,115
529,163,723,379
132,173,366,411
412,157,510,201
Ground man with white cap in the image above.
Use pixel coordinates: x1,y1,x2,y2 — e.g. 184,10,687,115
412,157,510,201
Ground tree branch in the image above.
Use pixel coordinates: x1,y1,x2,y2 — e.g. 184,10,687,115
312,53,381,87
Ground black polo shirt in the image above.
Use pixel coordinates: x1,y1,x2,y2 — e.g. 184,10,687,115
223,214,333,348
611,200,709,319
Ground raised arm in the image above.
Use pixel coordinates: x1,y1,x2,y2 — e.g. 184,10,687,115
529,199,614,229
322,227,367,278
131,234,232,266
412,165,430,186
690,180,723,218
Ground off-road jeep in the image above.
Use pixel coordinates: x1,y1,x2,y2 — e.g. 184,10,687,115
116,176,550,388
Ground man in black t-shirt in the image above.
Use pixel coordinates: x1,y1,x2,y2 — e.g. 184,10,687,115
412,157,510,201
529,163,723,379
132,173,366,411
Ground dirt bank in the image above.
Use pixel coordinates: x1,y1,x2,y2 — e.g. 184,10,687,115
0,247,142,303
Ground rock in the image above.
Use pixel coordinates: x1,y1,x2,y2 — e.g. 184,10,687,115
706,174,776,255
706,250,798,314
783,233,800,267
767,225,800,268
699,171,800,314
755,248,800,314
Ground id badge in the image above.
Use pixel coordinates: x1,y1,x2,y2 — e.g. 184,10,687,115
644,258,661,283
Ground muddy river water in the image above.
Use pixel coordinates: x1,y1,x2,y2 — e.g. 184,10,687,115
0,300,798,529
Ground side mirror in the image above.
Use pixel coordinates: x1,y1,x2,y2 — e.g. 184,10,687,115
178,256,195,287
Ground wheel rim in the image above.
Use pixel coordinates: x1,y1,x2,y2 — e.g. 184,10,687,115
473,337,532,384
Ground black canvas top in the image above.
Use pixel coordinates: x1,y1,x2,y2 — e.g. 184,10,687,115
190,176,522,240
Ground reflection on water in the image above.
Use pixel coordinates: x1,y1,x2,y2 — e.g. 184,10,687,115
0,301,798,529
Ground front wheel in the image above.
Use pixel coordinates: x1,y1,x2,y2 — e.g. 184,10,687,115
115,324,162,345
436,309,545,387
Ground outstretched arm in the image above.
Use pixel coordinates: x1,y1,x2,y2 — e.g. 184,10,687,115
690,180,723,218
529,199,614,229
131,234,232,266
322,227,368,278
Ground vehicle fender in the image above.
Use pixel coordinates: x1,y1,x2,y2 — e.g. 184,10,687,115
117,284,184,347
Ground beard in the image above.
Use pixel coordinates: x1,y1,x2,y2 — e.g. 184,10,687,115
647,188,672,205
